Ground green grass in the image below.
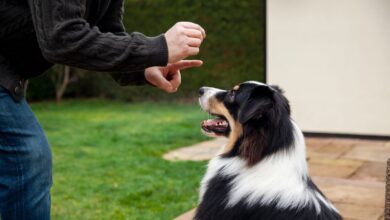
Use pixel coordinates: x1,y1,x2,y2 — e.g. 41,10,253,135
32,100,211,220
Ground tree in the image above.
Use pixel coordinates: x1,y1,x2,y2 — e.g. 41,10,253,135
50,65,80,103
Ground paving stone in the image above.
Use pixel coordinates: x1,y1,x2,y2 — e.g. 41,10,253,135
312,176,385,208
329,138,386,146
305,137,332,150
343,144,390,163
350,162,386,182
306,138,352,160
308,158,363,178
307,148,351,160
163,138,226,161
318,142,354,158
174,208,196,220
311,157,363,168
335,203,383,220
309,164,357,178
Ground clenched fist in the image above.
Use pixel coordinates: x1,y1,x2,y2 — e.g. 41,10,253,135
164,22,206,63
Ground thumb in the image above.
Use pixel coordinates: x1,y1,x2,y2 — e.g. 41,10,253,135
148,72,174,92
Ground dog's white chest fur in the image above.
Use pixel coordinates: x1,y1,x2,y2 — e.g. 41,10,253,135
199,124,337,214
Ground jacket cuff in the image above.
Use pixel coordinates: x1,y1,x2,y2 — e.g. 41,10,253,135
145,34,169,67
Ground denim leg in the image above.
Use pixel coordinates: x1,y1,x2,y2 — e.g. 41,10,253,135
0,87,52,220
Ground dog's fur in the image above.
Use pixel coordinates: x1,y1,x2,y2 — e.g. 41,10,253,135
195,81,342,220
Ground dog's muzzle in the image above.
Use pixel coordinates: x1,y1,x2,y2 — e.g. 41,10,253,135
198,87,230,137
198,87,224,112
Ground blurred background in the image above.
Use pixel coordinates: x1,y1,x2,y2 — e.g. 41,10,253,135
27,0,265,102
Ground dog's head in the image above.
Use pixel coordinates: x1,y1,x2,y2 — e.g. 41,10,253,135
199,81,293,166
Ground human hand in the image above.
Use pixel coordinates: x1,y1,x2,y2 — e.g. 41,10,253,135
164,22,206,63
144,60,203,93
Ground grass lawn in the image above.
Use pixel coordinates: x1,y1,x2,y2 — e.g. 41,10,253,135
31,100,210,220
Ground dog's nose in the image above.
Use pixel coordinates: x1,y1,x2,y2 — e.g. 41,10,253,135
199,87,206,96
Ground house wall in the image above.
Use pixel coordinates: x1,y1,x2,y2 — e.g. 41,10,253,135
267,0,390,136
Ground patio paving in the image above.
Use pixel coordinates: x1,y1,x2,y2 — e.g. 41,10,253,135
163,137,390,220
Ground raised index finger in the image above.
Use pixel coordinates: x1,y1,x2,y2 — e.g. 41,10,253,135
171,60,203,71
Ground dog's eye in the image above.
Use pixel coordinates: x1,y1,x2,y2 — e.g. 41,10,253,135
227,90,235,102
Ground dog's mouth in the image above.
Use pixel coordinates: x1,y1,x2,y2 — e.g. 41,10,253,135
201,114,230,137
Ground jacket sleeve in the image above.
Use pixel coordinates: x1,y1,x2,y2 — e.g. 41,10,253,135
97,0,148,86
27,0,168,75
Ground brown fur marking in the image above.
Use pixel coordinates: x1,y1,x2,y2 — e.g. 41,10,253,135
209,97,242,154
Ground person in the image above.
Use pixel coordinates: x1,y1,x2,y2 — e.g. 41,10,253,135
0,0,206,219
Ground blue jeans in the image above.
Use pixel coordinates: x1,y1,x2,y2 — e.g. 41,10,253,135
0,86,52,220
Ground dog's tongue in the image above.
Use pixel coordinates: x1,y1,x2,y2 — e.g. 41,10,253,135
201,118,229,129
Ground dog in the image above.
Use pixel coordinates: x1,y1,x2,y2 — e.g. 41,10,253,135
195,81,342,220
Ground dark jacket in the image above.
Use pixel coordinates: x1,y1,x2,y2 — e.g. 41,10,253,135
0,0,168,101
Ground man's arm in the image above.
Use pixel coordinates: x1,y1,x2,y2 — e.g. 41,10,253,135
98,0,148,86
27,0,168,73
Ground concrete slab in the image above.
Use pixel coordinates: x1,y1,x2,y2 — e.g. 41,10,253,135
350,162,386,182
335,203,383,220
343,145,390,163
312,176,385,208
163,138,226,161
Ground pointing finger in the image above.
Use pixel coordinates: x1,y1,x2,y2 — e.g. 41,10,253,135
171,60,203,71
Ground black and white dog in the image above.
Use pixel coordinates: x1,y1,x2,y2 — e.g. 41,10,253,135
195,81,342,220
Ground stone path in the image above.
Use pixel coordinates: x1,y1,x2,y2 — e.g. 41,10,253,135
163,137,390,220
163,137,226,161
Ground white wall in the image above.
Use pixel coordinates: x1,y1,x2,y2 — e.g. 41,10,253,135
267,0,390,136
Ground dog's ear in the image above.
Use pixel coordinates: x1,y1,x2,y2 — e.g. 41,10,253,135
238,86,274,124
